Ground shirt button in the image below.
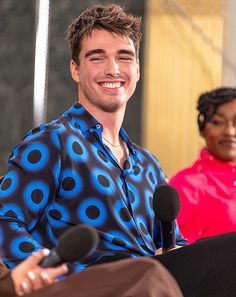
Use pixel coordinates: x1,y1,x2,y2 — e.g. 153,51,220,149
234,180,236,186
124,160,130,170
95,124,101,129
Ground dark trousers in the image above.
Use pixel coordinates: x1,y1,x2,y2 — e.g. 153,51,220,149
155,231,236,297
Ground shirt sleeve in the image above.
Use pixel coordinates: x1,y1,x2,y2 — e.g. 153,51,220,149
0,128,61,268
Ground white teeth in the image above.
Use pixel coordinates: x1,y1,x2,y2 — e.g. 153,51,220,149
102,82,121,88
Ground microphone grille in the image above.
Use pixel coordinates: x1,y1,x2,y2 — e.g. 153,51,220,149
153,185,180,222
56,224,99,262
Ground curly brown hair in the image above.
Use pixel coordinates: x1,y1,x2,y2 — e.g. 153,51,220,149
197,87,236,132
66,4,142,65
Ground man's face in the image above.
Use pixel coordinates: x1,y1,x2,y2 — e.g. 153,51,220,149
201,99,236,163
70,29,140,113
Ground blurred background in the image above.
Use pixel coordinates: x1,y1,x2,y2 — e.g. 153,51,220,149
0,0,235,177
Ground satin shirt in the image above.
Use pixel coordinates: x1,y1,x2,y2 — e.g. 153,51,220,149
0,102,186,271
169,149,236,243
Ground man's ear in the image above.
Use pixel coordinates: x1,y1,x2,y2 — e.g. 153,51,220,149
70,60,80,83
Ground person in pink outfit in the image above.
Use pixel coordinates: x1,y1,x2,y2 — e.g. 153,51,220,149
169,87,236,243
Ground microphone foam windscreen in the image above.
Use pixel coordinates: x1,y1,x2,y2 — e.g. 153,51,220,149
153,185,180,222
56,224,99,262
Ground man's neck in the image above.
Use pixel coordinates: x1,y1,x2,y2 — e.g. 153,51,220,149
78,99,126,140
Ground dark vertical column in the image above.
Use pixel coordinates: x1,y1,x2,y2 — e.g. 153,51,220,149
0,1,35,175
47,0,146,144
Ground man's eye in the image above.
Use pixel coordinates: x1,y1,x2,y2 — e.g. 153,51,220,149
90,57,103,62
118,56,132,61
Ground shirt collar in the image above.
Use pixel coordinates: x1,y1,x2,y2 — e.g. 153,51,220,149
200,148,236,169
66,102,138,158
65,102,100,133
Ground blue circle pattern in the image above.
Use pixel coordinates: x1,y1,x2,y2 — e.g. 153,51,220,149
114,200,134,229
136,215,154,251
145,165,157,191
128,183,140,210
91,145,111,168
71,106,84,115
0,171,18,198
2,203,25,221
78,198,107,227
66,135,88,162
21,143,49,171
24,181,49,212
10,236,37,258
50,121,66,135
104,231,131,251
91,168,115,195
47,202,71,228
144,188,155,219
69,106,89,131
130,165,143,183
59,169,83,198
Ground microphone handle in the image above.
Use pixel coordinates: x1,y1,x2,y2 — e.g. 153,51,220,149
39,249,62,268
160,221,175,253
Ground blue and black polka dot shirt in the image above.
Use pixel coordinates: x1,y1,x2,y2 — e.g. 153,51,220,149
0,102,186,271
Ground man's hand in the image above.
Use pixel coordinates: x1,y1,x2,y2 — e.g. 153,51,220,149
11,249,68,296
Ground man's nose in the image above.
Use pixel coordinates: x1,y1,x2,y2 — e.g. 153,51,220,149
104,58,120,77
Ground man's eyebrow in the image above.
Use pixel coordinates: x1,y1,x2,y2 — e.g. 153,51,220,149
84,49,105,58
84,49,135,58
118,49,135,56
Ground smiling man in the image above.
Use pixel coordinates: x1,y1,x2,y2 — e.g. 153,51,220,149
68,28,140,167
70,30,140,114
1,1,185,277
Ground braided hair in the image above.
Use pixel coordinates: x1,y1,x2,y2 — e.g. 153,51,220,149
197,87,236,132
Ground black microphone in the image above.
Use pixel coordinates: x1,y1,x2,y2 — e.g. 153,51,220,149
153,185,180,252
39,224,99,268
